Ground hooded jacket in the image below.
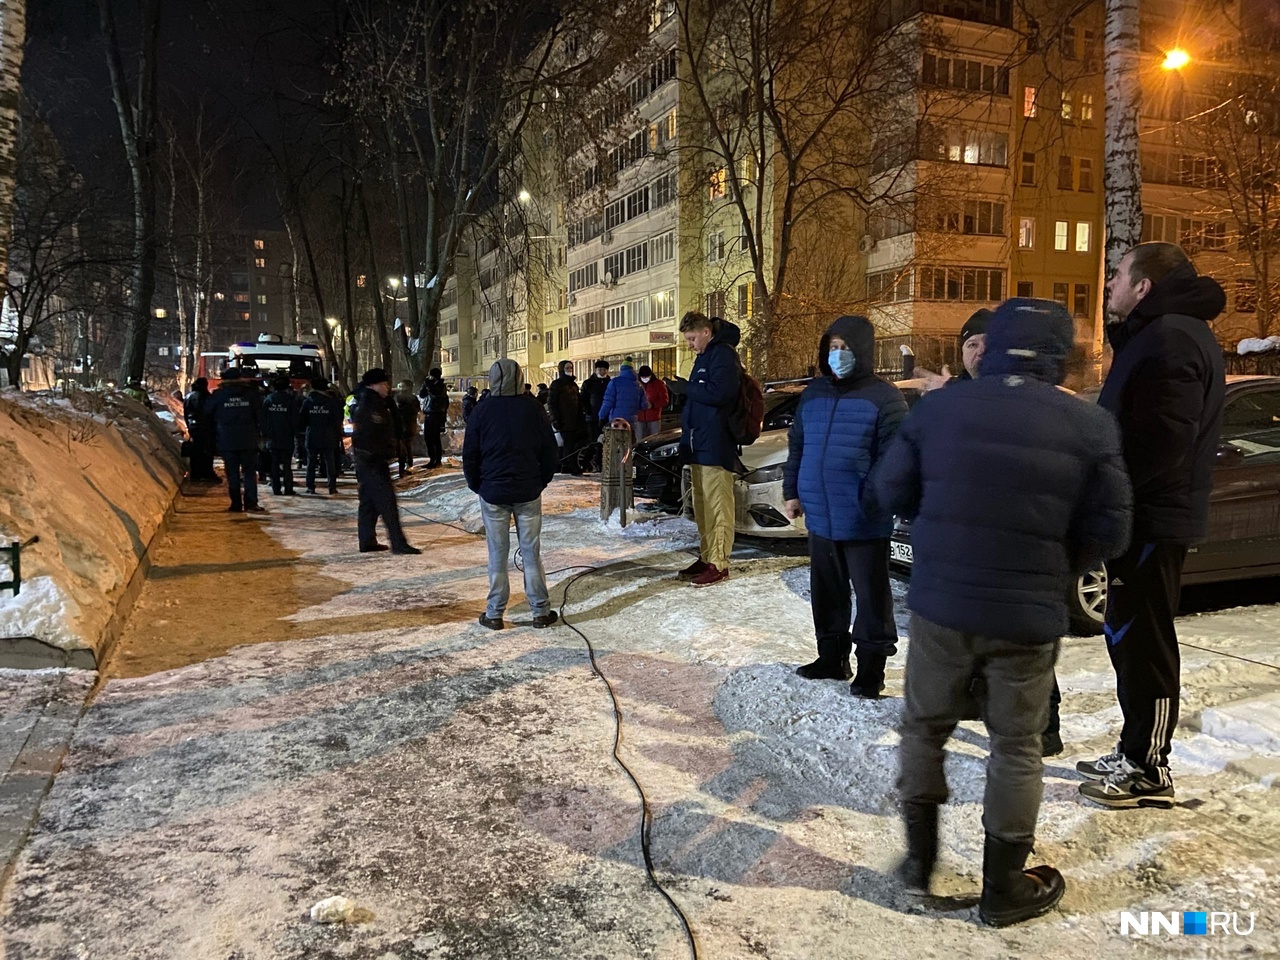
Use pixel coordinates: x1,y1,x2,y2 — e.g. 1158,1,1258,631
637,376,669,423
873,300,1133,643
580,370,611,425
547,363,581,434
418,375,450,419
463,358,559,503
598,364,646,426
1099,263,1226,543
209,377,263,453
392,389,421,439
783,316,908,541
679,320,743,470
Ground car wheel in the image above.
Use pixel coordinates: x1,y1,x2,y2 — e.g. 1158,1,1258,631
1067,563,1107,635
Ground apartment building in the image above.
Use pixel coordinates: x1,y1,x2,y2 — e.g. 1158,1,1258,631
869,0,1278,360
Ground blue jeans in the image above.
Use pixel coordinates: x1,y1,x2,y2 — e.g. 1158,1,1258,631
480,497,549,619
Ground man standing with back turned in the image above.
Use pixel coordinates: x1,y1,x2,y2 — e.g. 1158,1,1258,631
350,369,421,555
874,298,1131,926
1077,242,1226,810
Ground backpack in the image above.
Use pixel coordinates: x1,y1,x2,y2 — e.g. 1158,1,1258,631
728,363,766,445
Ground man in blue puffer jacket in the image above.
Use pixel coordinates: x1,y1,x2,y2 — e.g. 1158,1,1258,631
598,356,646,434
872,299,1132,927
782,315,908,695
677,313,742,587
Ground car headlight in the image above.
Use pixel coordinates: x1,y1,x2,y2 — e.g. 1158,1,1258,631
745,465,784,484
649,442,679,459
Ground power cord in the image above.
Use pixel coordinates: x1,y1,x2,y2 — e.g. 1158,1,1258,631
557,564,700,960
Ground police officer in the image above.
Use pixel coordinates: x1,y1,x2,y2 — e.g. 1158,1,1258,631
209,368,265,513
351,368,421,554
262,376,301,495
300,378,343,494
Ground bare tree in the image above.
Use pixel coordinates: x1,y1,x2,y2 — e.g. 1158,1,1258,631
97,0,162,383
0,0,27,311
1103,0,1143,288
332,0,654,383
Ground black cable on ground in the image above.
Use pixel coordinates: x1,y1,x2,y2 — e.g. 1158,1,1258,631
557,564,699,960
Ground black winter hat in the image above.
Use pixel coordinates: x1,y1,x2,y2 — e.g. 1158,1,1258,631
360,368,390,386
960,308,994,344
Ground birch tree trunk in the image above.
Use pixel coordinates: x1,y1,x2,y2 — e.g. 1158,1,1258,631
0,0,26,313
1103,0,1144,297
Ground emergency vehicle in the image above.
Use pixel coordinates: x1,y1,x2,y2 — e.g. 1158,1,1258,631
196,334,324,390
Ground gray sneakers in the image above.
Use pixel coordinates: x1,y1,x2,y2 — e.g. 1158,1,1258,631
1078,756,1175,809
1075,749,1126,780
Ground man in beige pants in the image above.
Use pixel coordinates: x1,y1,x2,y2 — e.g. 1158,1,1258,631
676,312,743,587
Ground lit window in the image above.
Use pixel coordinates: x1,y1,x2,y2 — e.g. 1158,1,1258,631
356,274,367,287
1054,220,1069,251
214,291,225,301
1080,92,1095,124
254,257,266,268
1075,222,1092,253
709,167,727,200
256,294,268,304
1060,92,1073,123
1023,86,1037,118
154,308,167,319
1018,217,1035,249
253,239,265,250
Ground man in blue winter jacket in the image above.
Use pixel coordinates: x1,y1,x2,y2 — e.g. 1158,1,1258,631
209,368,265,513
464,358,561,630
677,313,742,587
873,298,1132,927
783,315,908,695
598,356,647,436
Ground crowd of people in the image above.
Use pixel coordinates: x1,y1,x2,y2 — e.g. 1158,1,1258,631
171,239,1226,929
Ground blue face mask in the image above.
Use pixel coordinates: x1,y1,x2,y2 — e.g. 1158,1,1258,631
828,348,855,378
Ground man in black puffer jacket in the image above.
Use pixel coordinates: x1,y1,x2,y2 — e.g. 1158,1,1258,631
873,298,1131,927
351,369,420,555
1077,242,1226,811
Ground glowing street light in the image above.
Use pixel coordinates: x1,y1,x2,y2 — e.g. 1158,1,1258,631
517,189,532,203
325,316,338,327
387,277,400,289
1162,48,1190,71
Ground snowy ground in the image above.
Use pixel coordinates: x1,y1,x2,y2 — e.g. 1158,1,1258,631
1,471,1278,958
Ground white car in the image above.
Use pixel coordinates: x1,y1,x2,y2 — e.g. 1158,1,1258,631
682,377,930,539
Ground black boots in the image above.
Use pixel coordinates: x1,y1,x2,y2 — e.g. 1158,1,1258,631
795,657,853,681
849,651,887,698
978,835,1065,927
895,802,938,895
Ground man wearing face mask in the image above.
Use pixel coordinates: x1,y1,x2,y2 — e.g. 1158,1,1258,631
635,364,670,440
782,315,909,695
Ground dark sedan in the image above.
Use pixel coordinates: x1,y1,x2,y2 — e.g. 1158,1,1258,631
890,375,1280,634
633,388,804,508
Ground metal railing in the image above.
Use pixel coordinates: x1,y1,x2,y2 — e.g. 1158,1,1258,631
1,536,40,596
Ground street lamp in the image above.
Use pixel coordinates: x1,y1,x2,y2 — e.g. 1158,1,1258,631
518,189,532,203
1162,48,1190,71
387,277,401,290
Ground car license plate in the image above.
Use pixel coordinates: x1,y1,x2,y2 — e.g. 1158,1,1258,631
890,541,913,564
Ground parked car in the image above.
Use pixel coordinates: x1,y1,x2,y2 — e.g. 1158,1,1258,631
680,378,931,536
890,375,1280,634
636,386,806,509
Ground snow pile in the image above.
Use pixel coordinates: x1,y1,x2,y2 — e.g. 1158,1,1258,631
1198,697,1280,756
0,390,182,663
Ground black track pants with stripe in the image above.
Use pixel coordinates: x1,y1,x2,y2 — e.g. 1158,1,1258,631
1103,541,1188,786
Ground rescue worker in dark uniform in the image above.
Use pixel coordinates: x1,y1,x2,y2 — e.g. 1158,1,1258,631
351,368,421,554
300,378,343,494
262,376,301,495
183,377,218,481
209,368,265,513
392,380,421,477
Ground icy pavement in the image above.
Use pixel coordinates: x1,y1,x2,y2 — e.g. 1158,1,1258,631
1,473,1277,958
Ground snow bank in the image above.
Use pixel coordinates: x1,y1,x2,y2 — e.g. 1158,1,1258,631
0,389,182,666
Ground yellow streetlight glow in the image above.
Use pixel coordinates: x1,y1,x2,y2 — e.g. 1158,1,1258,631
325,316,338,327
1162,48,1190,71
518,189,532,203
387,277,400,289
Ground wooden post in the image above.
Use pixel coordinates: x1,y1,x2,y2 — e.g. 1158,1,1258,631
599,424,634,525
